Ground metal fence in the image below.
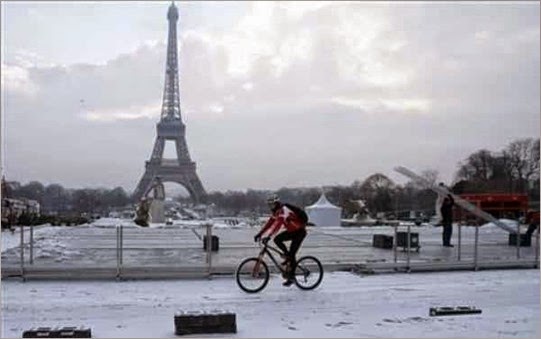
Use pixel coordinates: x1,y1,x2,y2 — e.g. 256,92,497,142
2,222,539,280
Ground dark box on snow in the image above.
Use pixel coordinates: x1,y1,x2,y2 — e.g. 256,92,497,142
203,235,219,252
174,310,236,335
372,234,393,249
396,232,420,249
23,326,91,338
508,233,531,247
429,306,482,316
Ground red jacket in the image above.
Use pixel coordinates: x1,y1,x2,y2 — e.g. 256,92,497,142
259,205,305,237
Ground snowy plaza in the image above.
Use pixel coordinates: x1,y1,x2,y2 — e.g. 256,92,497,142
1,266,539,338
1,220,540,338
1,1,540,338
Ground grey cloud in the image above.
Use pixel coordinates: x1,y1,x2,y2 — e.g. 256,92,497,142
3,2,539,192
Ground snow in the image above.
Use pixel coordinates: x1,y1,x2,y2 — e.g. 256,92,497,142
1,270,539,338
1,220,540,337
481,219,520,229
1,225,54,253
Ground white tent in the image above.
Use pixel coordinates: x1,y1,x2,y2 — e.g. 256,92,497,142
305,193,342,227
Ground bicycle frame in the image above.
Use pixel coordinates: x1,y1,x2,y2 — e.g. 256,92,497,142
237,240,323,292
253,241,289,276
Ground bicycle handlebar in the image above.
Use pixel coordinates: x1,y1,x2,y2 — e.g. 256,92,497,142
255,237,272,249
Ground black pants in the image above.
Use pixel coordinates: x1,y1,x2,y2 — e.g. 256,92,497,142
526,223,539,237
442,220,452,246
274,228,307,264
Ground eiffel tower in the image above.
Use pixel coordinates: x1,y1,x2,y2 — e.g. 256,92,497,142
133,2,206,203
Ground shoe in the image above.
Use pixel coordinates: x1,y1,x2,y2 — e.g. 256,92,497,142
282,279,294,287
443,244,454,247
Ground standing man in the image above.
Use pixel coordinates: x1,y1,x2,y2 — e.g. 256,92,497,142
441,193,455,247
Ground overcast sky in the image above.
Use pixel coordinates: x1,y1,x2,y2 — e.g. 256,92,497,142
1,1,539,194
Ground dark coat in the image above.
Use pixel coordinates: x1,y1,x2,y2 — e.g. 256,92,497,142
440,195,454,223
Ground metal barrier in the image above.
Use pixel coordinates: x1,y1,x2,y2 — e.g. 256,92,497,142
110,223,215,280
371,222,539,273
5,222,539,280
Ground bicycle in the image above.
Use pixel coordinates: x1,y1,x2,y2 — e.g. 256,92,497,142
235,238,324,293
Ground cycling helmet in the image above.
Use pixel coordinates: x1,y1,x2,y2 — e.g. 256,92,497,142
267,194,281,205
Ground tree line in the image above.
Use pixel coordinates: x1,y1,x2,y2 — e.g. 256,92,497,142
4,137,539,218
184,137,540,217
3,182,131,216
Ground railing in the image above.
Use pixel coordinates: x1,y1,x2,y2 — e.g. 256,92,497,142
369,222,540,273
4,222,539,280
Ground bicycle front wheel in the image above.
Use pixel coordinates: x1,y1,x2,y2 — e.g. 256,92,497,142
293,256,323,290
235,257,270,293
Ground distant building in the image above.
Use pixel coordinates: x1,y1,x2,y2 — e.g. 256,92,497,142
1,198,41,227
454,193,528,224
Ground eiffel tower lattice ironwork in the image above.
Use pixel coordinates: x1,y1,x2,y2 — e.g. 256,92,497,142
133,2,206,203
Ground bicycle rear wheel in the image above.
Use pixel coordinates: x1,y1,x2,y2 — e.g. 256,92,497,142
293,256,323,290
235,257,270,293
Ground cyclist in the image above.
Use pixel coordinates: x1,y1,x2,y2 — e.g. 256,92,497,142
254,195,307,286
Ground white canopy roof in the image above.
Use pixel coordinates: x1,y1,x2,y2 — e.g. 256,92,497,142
306,193,341,210
305,193,342,227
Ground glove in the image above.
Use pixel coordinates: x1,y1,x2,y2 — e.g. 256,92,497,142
254,234,261,242
262,236,271,244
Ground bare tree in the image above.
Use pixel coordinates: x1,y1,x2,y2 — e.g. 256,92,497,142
358,173,396,213
503,138,540,192
421,169,440,186
456,149,496,182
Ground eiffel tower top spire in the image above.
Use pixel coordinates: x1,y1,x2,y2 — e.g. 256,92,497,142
161,1,181,121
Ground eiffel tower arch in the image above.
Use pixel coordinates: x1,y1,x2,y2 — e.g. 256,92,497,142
133,2,206,204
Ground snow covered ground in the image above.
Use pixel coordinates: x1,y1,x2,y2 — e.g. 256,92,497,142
1,221,539,337
1,269,539,338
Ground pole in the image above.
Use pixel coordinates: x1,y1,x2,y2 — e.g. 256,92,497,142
120,225,123,276
20,224,25,279
393,225,397,264
516,222,520,259
29,224,34,265
206,223,212,277
116,226,120,280
457,224,462,261
535,227,539,268
406,224,411,272
474,226,479,271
